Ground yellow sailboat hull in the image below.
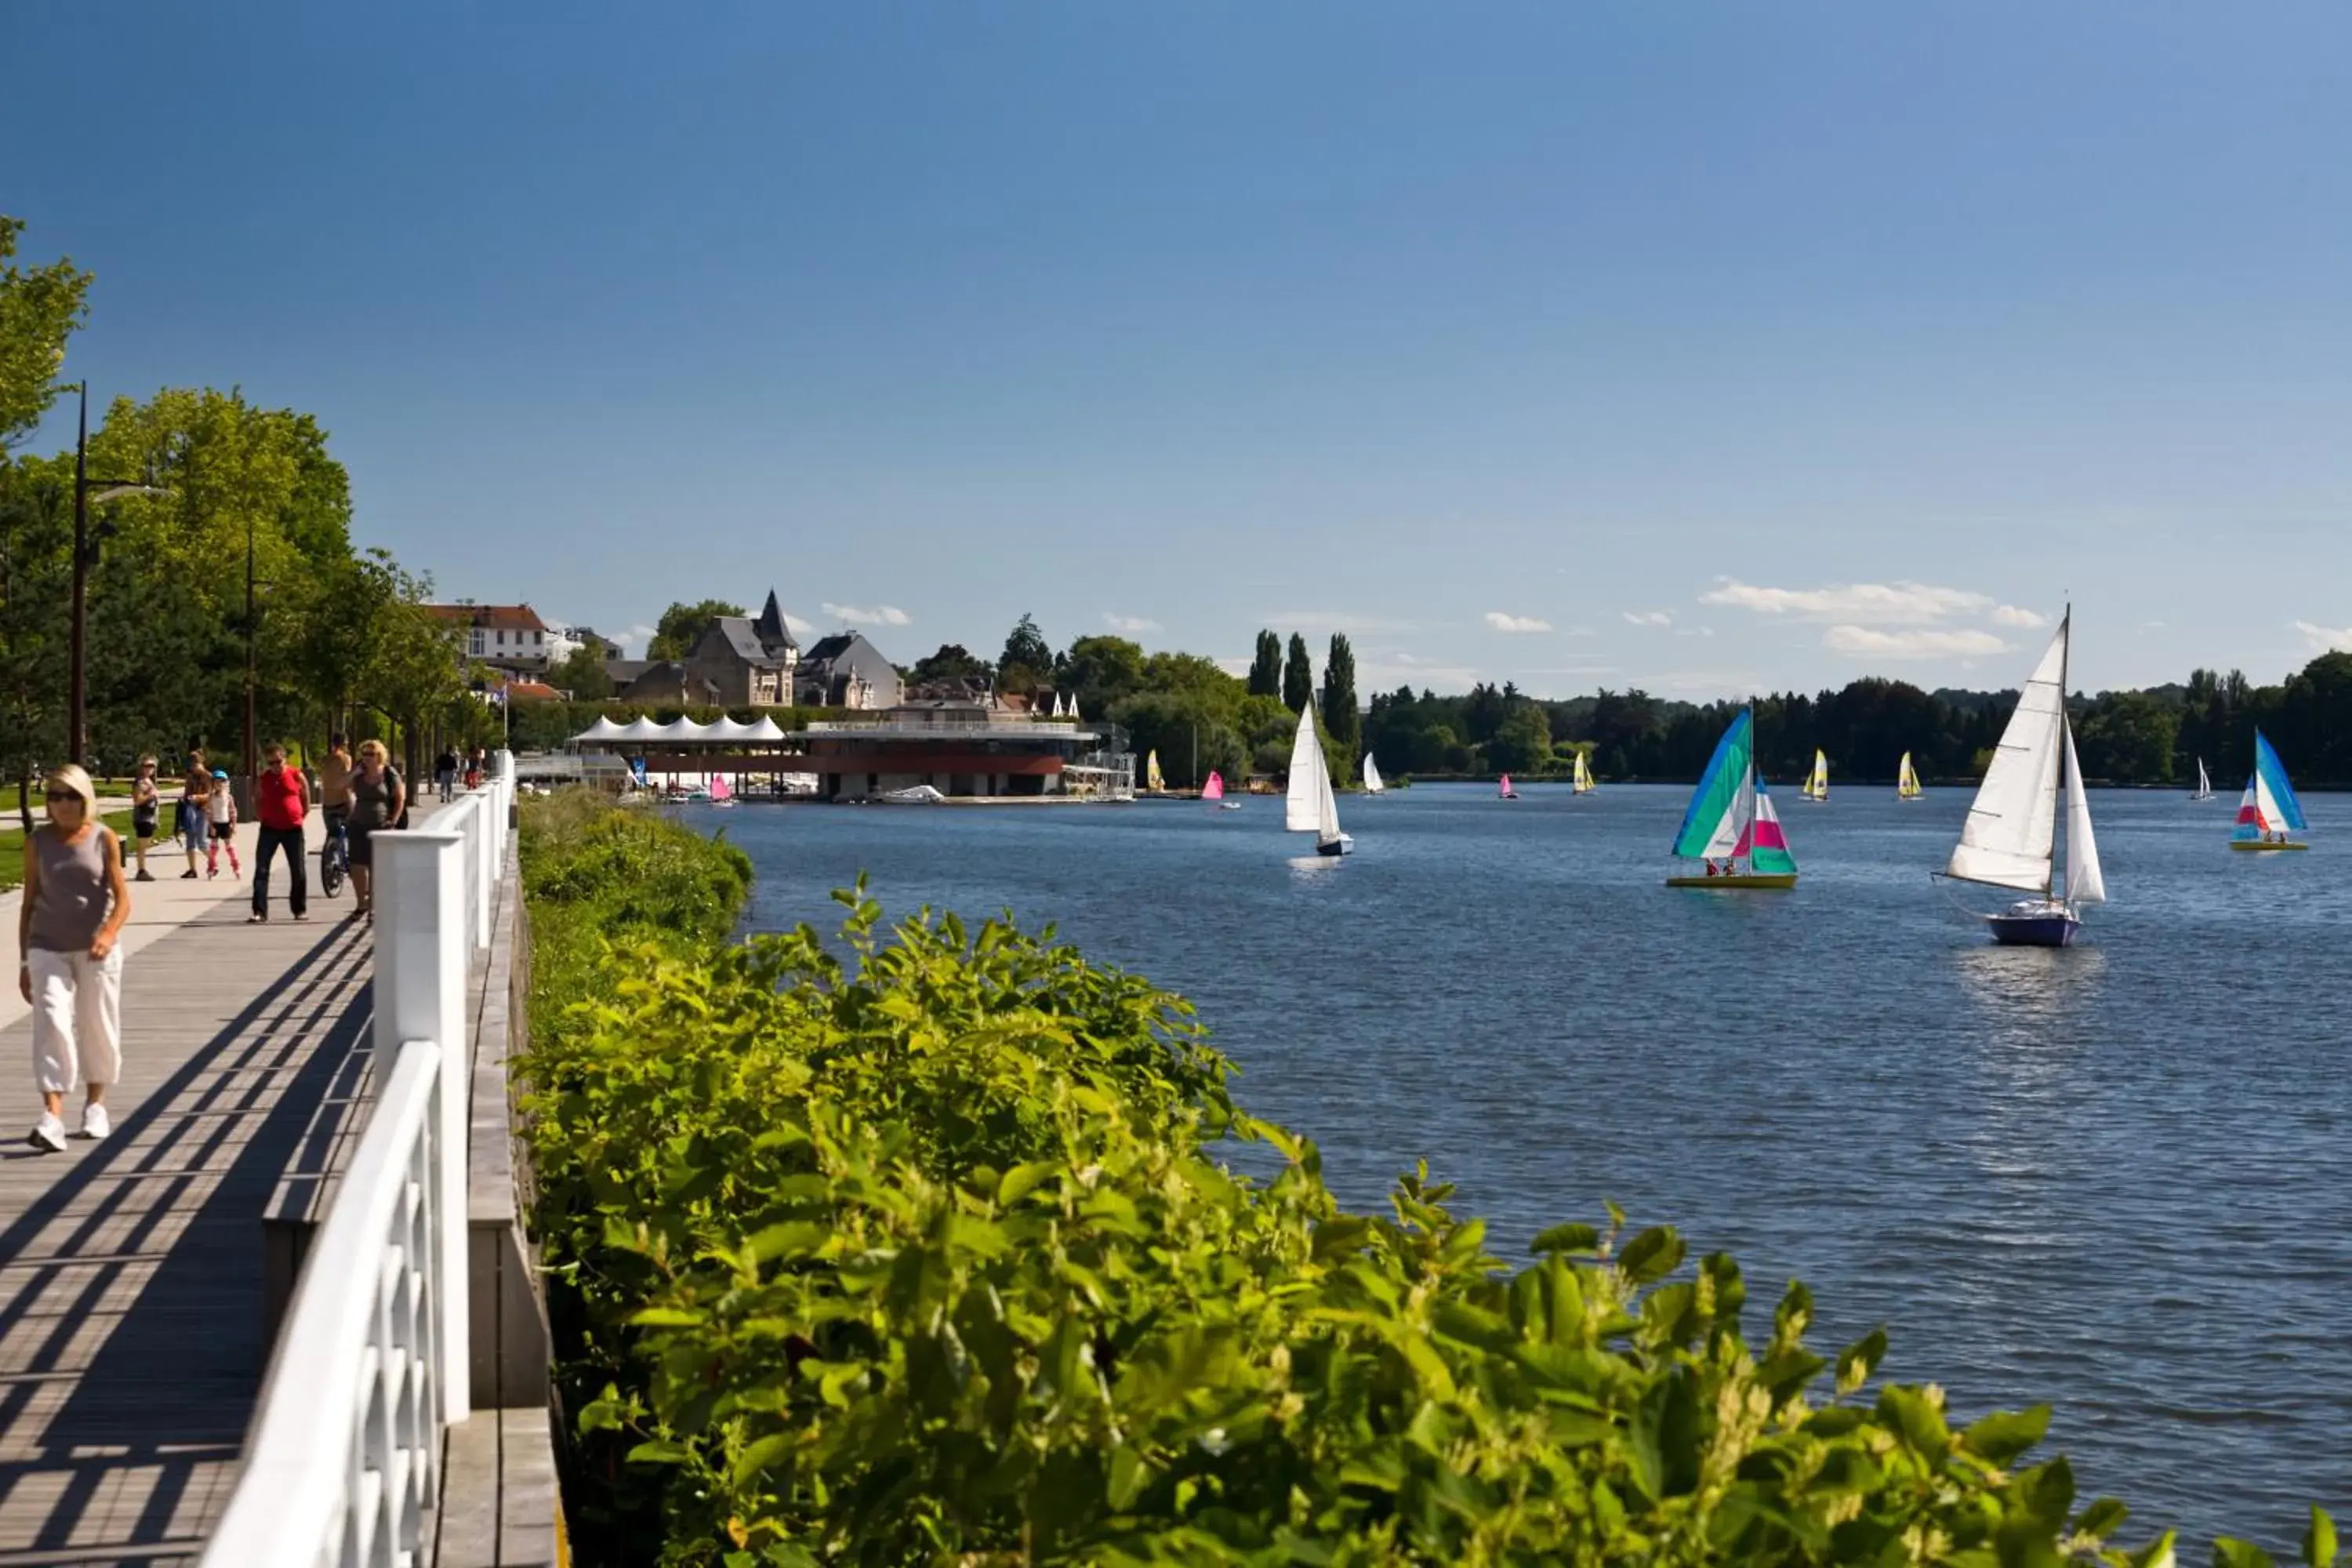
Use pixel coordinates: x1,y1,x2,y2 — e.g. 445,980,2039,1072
2230,840,2308,851
1666,873,1798,890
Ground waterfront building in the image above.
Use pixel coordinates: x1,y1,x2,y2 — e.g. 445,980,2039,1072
681,590,800,706
798,701,1131,800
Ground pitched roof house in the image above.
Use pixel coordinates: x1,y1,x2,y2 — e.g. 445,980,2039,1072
684,590,800,706
425,602,553,670
795,631,903,711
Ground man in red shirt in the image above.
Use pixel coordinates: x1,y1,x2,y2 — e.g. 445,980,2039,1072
250,742,310,924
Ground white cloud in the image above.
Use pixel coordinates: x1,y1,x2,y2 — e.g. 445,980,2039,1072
822,602,912,627
1361,659,1479,690
782,612,815,637
1822,626,2009,659
618,622,659,657
1623,610,1674,627
1483,611,1552,633
1266,610,1415,633
1991,604,2049,629
1102,613,1162,634
2292,619,2352,653
1700,579,1991,625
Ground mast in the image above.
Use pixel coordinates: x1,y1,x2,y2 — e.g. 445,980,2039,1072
2052,604,2071,898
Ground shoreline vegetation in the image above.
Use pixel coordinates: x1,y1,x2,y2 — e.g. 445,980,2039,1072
518,790,2327,1566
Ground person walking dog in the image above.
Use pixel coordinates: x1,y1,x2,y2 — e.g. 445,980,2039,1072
18,766,131,1152
250,742,310,924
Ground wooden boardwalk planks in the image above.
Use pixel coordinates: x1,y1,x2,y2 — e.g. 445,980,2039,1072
0,892,379,1566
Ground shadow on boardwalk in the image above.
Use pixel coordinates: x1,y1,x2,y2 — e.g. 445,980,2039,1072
0,911,376,1566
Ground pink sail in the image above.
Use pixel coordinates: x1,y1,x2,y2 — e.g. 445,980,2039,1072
1203,771,1225,801
1499,773,1515,798
709,775,733,801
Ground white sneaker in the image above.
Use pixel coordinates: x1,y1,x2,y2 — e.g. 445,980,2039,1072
28,1114,67,1153
79,1104,111,1141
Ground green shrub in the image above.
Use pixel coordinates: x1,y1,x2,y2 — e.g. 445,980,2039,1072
521,800,2330,1568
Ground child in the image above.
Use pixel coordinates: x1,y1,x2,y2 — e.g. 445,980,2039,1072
205,768,241,879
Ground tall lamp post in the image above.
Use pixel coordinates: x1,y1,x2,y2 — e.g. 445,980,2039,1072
67,382,165,767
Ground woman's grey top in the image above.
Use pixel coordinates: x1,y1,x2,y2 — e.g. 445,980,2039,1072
27,826,114,953
348,768,399,831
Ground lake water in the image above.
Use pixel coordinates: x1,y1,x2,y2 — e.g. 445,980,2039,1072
689,782,2352,1545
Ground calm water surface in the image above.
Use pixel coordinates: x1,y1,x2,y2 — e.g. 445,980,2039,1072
686,783,2352,1544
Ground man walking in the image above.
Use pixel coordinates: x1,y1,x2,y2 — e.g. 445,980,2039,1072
435,746,459,803
250,742,310,924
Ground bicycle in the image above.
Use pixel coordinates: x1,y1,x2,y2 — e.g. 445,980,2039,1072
320,810,350,898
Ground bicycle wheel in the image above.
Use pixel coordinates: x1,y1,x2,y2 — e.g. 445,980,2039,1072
321,844,346,897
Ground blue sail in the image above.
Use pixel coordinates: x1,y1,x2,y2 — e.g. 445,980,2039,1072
1671,710,1751,858
2256,731,2307,831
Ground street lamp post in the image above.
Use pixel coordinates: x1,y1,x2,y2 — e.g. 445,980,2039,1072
66,382,165,767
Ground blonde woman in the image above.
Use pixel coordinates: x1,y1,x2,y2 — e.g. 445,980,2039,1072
345,740,406,920
129,756,162,882
17,766,131,1152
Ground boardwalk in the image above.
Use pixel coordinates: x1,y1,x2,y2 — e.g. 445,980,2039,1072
0,822,376,1566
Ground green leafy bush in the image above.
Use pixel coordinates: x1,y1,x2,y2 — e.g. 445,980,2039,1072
520,799,2331,1568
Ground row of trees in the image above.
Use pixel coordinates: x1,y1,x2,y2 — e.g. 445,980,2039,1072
1,213,484,819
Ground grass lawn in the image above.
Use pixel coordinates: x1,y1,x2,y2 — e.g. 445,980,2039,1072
0,805,143,892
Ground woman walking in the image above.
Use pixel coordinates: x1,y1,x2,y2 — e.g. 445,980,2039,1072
18,766,131,1152
346,740,405,921
129,756,162,883
179,750,212,879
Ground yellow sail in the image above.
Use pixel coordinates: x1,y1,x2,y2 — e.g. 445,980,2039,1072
1572,750,1595,793
1897,752,1922,799
1804,750,1829,800
1146,750,1164,792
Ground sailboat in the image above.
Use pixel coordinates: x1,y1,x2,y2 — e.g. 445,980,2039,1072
1363,754,1385,794
707,774,736,809
1498,773,1519,800
2230,731,2308,851
1145,751,1165,793
1665,709,1798,889
1940,612,2104,946
1571,750,1595,795
1285,706,1351,855
1802,750,1830,803
1896,753,1923,800
1203,770,1241,811
2192,757,2214,802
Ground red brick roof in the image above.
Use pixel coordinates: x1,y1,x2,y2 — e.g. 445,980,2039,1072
502,680,563,702
426,603,548,633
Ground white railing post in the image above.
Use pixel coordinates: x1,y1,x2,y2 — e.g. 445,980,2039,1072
376,830,471,1425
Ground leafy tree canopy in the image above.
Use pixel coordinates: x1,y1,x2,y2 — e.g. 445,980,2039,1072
646,598,746,662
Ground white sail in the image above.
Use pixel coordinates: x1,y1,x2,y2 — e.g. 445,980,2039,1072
1285,706,1325,833
2195,757,2212,798
1947,621,2067,893
1317,751,1344,844
2063,722,2106,906
1363,755,1384,793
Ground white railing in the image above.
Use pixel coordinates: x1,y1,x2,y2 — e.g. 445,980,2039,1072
201,750,514,1566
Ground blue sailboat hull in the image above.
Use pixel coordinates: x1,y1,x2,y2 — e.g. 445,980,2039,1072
1987,911,2082,947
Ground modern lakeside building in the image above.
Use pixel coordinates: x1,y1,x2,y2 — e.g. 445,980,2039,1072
798,702,1134,800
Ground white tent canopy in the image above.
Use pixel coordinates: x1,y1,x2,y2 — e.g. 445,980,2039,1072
575,715,792,746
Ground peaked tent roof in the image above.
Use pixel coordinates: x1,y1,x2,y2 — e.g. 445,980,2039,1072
753,590,799,653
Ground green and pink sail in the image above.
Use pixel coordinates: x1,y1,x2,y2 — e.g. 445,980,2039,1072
1670,708,1798,876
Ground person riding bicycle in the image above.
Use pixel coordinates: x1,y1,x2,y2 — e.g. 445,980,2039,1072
317,734,355,889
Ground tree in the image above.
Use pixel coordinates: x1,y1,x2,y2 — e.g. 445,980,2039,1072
0,460,69,825
1320,633,1359,759
549,641,613,701
647,599,746,661
1247,630,1282,699
1282,633,1312,713
999,613,1053,693
909,643,991,688
1060,635,1147,710
0,216,92,451
1486,700,1554,774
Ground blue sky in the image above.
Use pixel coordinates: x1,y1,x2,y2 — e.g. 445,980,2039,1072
13,2,2352,699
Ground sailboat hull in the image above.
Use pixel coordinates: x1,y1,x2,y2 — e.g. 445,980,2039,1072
1665,873,1795,890
2230,839,2307,851
1987,902,2082,946
1317,835,1353,856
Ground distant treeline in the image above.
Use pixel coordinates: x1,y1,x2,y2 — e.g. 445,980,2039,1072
1363,655,2352,787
